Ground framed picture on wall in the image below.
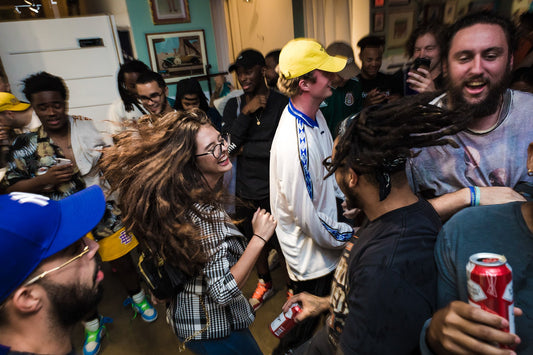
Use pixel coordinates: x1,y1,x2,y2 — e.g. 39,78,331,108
443,0,457,24
149,0,190,25
373,11,385,32
425,4,444,23
146,30,208,84
386,10,414,49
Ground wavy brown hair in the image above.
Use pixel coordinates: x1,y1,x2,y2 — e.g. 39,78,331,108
99,109,225,276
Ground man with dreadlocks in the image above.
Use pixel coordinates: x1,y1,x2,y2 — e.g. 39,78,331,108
280,93,469,354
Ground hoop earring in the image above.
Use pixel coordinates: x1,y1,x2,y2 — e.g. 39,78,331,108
528,169,533,177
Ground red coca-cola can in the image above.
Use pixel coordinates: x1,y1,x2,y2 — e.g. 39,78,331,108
467,252,514,347
270,303,302,338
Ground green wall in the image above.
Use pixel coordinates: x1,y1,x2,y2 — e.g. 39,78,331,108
125,0,219,96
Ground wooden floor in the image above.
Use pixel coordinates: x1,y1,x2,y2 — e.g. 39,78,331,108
72,258,288,355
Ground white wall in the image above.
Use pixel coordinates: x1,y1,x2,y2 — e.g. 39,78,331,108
226,0,295,58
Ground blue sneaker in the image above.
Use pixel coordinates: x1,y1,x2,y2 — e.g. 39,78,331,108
83,316,112,355
123,296,158,322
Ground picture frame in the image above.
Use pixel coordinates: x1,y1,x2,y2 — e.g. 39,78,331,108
373,11,385,33
424,4,444,23
443,0,457,24
386,10,414,49
145,30,208,84
149,0,190,25
388,0,410,6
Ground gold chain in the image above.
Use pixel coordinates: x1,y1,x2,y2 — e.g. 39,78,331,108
178,296,210,352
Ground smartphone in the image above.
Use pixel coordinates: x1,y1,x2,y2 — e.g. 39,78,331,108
413,57,431,71
55,158,71,166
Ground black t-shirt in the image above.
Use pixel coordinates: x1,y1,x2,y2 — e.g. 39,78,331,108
328,199,441,354
357,71,403,100
222,90,289,200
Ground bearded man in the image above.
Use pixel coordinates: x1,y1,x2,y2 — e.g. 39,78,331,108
406,12,531,220
0,186,105,355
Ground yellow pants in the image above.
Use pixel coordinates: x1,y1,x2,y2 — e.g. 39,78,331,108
87,227,138,262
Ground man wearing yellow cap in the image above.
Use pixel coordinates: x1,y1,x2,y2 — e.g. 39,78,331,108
269,38,354,353
0,92,37,144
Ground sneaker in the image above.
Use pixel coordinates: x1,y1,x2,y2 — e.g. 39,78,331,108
83,317,112,355
124,296,158,322
249,278,274,311
286,288,294,300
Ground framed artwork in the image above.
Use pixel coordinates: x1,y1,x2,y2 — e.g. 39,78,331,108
374,0,384,8
373,11,385,33
469,0,496,12
389,0,410,5
387,10,414,49
425,4,444,23
443,0,457,24
149,0,190,25
146,30,208,84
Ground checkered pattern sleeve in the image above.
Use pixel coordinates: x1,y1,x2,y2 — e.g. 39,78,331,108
167,204,255,340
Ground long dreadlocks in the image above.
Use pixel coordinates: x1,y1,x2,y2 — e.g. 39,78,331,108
328,93,472,200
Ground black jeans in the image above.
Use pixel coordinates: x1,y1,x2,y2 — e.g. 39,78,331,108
272,272,334,355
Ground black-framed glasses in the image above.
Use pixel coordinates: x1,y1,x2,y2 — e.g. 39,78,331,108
138,91,163,103
195,133,231,160
23,239,90,286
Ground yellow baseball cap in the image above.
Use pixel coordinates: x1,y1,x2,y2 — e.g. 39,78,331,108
279,38,347,79
0,92,30,112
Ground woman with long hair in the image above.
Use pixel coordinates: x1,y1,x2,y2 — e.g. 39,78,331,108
174,77,222,130
100,109,276,354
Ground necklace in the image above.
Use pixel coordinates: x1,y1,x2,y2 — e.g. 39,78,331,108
255,111,263,126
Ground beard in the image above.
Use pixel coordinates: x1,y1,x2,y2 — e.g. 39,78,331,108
40,264,104,328
447,70,511,119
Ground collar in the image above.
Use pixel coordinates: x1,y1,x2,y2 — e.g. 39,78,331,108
288,99,318,128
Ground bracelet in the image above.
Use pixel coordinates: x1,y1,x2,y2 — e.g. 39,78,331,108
474,186,481,206
253,233,267,244
468,186,475,206
468,186,481,207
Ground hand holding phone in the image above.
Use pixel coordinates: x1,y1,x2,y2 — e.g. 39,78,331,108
55,158,71,167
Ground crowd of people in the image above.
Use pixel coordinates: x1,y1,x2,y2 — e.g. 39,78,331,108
0,9,532,355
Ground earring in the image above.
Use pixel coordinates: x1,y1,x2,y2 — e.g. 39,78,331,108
528,169,533,177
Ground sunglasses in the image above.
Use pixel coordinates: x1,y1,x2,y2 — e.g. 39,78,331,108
23,239,90,287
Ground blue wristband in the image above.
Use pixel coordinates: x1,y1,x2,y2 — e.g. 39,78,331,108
474,186,481,206
468,186,476,206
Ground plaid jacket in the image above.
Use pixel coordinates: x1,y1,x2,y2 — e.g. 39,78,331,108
167,204,255,340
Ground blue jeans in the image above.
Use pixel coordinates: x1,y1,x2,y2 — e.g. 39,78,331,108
184,328,263,355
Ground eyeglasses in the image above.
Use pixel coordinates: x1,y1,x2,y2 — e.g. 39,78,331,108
138,91,163,103
23,239,90,287
195,133,231,160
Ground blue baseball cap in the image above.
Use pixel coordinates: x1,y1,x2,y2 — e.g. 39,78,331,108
0,185,106,303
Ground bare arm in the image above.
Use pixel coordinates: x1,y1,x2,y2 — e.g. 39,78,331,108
230,208,276,288
429,187,526,221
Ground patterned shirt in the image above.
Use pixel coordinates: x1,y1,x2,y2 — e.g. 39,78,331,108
167,204,255,340
2,116,122,240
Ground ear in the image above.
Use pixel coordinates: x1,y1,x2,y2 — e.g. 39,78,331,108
10,286,44,315
261,66,267,76
527,143,533,170
298,78,310,93
509,54,514,72
347,168,359,188
164,86,169,97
